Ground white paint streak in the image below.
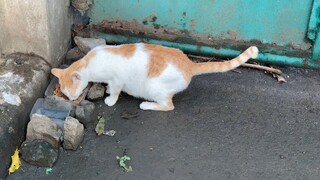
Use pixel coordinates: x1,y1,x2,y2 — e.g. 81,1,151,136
2,92,21,106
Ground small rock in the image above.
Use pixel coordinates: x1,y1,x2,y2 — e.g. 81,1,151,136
74,36,106,54
65,47,85,64
87,83,105,100
63,116,84,150
20,139,59,167
26,114,62,148
75,100,95,124
75,106,85,121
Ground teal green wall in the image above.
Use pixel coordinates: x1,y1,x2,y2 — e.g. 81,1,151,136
88,0,320,68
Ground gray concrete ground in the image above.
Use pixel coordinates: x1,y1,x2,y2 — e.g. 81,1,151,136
0,54,51,179
6,66,320,180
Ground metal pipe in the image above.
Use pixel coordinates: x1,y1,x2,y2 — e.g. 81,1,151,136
96,32,314,68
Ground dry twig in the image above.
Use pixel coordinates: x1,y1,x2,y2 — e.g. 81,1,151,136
241,63,282,75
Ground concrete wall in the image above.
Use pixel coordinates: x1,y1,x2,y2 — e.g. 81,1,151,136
0,0,71,66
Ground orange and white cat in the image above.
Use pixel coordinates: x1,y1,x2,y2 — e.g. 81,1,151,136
51,43,258,111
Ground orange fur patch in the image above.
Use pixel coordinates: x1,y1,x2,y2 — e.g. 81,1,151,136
104,44,136,58
144,44,194,83
58,50,97,95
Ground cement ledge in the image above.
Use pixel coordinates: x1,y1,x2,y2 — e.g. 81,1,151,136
0,53,51,178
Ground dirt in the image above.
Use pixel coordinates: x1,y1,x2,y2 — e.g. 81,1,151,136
6,66,320,180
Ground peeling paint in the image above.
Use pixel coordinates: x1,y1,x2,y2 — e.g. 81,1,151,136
91,19,311,58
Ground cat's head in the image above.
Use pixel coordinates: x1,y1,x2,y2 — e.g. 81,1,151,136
51,68,88,100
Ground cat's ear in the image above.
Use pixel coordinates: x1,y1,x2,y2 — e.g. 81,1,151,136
71,72,81,84
51,68,63,78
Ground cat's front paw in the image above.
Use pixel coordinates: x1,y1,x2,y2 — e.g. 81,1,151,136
104,96,117,106
139,102,154,110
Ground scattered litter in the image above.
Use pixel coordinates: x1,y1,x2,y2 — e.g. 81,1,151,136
103,130,116,136
71,0,93,15
95,116,105,136
46,168,53,175
276,75,287,83
116,155,132,172
8,149,20,174
121,111,139,119
266,70,287,83
231,69,242,73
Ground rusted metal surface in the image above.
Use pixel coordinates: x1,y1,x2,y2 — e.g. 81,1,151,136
85,0,319,67
92,19,311,58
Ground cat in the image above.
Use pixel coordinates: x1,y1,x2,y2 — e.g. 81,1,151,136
51,43,258,111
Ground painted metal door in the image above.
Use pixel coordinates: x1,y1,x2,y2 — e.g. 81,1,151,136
88,0,320,68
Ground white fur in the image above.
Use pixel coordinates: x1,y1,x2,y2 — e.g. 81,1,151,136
78,43,188,110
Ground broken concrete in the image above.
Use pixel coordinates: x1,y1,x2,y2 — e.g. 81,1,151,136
63,116,84,150
0,0,71,66
74,36,106,53
20,139,59,167
26,114,63,148
0,53,51,178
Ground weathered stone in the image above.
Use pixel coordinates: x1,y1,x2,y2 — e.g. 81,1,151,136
75,106,86,122
63,116,84,150
87,83,105,100
65,47,85,64
74,36,106,54
20,139,59,167
75,100,95,124
26,114,62,148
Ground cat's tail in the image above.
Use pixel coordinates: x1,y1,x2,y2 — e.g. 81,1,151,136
192,46,259,75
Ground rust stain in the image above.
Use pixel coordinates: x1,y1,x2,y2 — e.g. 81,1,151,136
91,19,312,58
227,30,238,40
190,19,196,31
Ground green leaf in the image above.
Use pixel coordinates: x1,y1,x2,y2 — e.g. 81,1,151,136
95,117,105,135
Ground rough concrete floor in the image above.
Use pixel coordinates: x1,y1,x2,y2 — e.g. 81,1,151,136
7,67,320,180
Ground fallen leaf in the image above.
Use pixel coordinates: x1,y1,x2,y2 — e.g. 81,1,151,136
95,116,105,136
8,149,20,174
276,75,287,83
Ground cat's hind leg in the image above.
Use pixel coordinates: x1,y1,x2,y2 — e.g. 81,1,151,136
139,94,174,111
104,82,122,106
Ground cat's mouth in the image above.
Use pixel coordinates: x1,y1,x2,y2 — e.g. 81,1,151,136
68,95,80,101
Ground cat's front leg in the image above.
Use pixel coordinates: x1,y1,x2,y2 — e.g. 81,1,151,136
104,82,122,106
105,85,110,94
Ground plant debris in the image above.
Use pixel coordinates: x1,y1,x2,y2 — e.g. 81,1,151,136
95,116,105,136
45,168,53,175
116,155,132,172
103,130,116,136
8,149,20,174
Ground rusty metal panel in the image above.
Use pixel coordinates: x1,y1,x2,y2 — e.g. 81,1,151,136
87,0,319,68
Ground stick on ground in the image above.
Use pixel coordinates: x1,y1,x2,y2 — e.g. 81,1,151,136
241,63,282,75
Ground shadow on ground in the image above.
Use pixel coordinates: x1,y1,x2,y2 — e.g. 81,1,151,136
7,67,320,180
